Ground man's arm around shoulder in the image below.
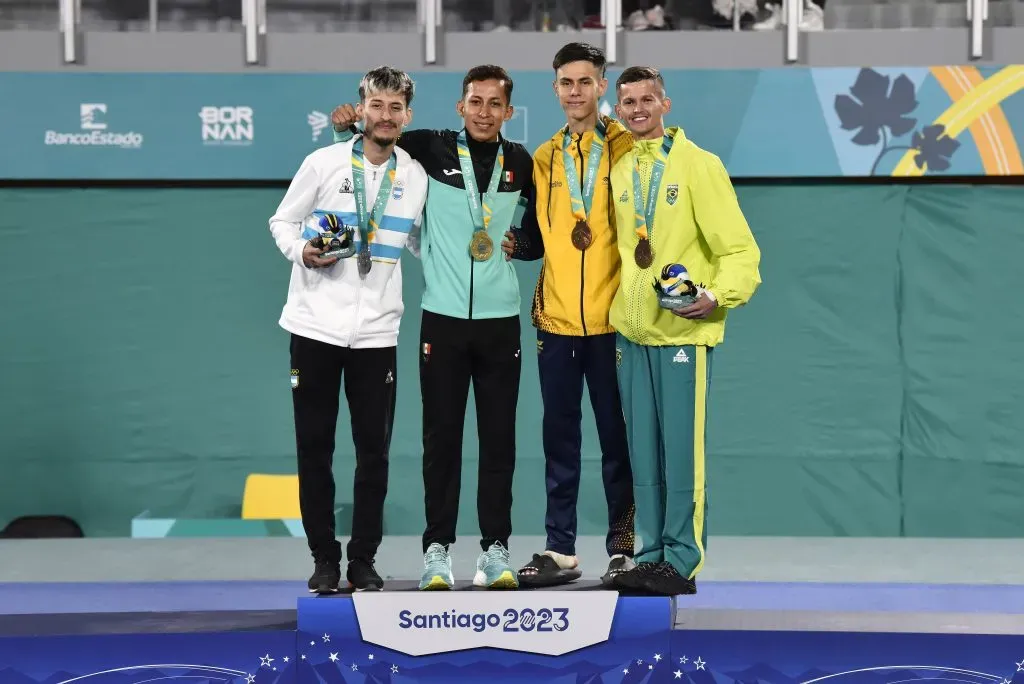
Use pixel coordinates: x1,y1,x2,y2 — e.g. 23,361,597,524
405,158,430,260
331,122,435,162
502,145,545,262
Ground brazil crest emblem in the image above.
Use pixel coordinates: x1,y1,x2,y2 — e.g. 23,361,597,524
666,184,679,206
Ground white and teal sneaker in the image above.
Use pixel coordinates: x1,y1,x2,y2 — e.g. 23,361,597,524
419,542,454,590
474,542,519,589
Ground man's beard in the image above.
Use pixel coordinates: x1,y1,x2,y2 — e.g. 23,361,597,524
369,124,398,148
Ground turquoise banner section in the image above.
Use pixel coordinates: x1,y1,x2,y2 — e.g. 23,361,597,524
1,65,1022,179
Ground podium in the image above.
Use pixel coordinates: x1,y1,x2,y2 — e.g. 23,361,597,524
2,576,1023,684
296,588,676,682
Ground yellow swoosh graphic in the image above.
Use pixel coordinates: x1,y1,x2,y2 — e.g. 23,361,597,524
930,66,1023,175
892,65,1024,176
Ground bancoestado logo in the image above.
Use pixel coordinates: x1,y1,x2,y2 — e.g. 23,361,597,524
44,104,143,149
352,592,617,656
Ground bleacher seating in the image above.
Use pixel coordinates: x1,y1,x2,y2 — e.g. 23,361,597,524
0,0,1022,36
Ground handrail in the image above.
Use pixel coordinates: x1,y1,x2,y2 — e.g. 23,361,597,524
424,0,440,64
785,0,802,62
37,0,1006,69
242,0,266,65
604,0,619,64
58,0,78,63
967,0,988,58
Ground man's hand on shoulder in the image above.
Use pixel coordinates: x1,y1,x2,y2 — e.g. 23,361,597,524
302,240,339,269
332,104,358,132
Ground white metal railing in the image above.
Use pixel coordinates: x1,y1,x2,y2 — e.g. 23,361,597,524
58,0,79,63
785,0,802,62
421,0,442,64
241,0,267,65
604,0,621,64
967,0,988,58
53,0,998,67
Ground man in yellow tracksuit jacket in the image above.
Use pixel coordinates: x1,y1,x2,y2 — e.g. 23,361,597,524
504,42,638,587
609,66,761,596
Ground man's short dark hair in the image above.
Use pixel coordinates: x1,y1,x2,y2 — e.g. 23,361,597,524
359,65,416,106
552,42,607,77
616,66,666,95
462,65,514,104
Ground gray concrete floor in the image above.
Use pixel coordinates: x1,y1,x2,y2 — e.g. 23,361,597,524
2,535,1024,584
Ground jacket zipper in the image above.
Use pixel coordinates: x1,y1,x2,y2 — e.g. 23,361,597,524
468,188,482,320
349,277,364,346
468,249,475,320
575,137,588,337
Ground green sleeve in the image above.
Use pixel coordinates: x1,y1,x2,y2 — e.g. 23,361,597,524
333,125,357,144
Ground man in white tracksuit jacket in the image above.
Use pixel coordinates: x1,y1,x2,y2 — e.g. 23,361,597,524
268,65,429,594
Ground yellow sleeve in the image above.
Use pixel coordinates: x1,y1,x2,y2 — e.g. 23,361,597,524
689,152,762,309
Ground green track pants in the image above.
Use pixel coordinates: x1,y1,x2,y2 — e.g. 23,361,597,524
614,334,713,580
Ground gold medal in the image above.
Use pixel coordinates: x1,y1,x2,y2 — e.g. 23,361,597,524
571,219,593,251
634,238,653,269
470,231,494,261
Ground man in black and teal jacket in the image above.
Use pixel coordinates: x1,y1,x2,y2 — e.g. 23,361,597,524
331,64,539,591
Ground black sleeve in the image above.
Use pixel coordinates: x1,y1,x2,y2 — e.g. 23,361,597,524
510,155,544,262
393,129,436,162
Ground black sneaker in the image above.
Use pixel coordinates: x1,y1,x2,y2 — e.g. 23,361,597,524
613,561,659,593
347,558,384,591
308,559,341,594
642,561,697,596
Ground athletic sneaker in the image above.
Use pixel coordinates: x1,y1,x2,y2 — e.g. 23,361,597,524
347,558,383,591
419,542,455,590
474,542,519,589
614,561,697,596
308,559,341,594
600,554,636,586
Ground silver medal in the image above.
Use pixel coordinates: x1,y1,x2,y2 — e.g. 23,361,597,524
357,248,372,275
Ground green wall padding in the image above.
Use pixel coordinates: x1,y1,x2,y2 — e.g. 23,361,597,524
1,184,1022,538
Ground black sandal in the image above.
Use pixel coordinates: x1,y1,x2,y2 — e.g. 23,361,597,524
517,553,583,588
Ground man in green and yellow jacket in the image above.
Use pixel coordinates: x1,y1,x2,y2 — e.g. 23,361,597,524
608,66,762,596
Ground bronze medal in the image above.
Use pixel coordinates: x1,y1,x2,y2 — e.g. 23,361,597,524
634,238,653,269
571,219,593,251
470,231,494,261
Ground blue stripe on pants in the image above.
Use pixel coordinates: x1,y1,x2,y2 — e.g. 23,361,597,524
537,330,635,557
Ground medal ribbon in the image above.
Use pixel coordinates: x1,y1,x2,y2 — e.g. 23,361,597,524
632,131,676,243
562,117,607,222
351,135,398,253
457,129,504,235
